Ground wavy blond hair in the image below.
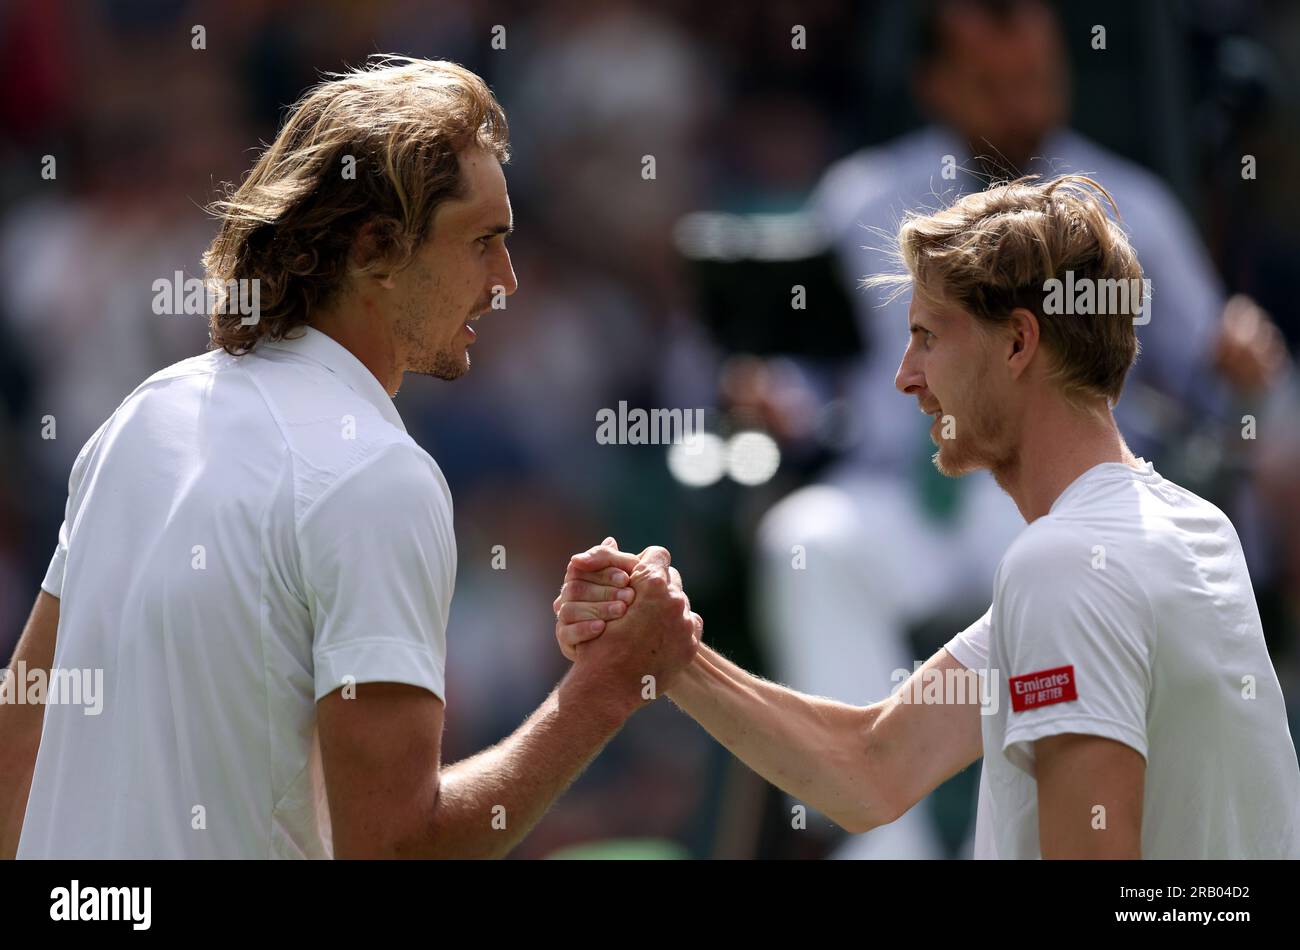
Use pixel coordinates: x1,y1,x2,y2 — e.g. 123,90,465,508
203,55,509,354
867,174,1144,405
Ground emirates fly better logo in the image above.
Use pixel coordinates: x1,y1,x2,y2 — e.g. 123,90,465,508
1008,665,1078,712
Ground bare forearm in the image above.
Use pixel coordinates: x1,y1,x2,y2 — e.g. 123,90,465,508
420,669,633,858
1,593,58,859
0,705,42,859
666,645,891,832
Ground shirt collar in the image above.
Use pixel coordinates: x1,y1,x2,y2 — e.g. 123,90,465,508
258,326,407,433
1049,457,1157,515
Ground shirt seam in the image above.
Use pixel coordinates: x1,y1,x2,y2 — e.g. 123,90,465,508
295,441,427,543
258,447,294,859
233,356,312,858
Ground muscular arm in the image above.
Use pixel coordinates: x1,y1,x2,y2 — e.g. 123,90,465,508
556,543,984,835
0,591,59,859
665,644,983,833
320,546,697,859
318,667,631,859
1036,733,1144,859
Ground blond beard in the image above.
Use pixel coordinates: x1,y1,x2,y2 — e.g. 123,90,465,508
931,389,1015,479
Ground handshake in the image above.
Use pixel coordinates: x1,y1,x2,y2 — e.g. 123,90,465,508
551,537,703,708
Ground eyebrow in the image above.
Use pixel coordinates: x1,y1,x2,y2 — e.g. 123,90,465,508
909,323,931,334
482,224,513,237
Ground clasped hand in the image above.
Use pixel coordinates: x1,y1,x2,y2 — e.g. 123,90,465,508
552,538,702,698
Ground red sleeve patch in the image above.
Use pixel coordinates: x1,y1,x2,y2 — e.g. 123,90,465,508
1008,665,1078,712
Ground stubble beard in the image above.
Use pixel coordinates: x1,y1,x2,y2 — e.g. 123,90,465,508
932,385,1016,481
423,348,469,381
395,310,470,382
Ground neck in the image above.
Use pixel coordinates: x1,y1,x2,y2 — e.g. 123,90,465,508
310,294,403,396
991,394,1140,523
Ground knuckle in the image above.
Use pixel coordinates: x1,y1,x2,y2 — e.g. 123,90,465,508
641,571,669,592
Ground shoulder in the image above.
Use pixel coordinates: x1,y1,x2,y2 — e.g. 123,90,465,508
993,507,1154,656
95,350,226,419
229,350,444,522
816,126,956,194
996,517,1095,586
812,126,961,238
300,438,452,536
995,511,1148,617
62,350,226,485
1048,131,1195,236
294,439,457,606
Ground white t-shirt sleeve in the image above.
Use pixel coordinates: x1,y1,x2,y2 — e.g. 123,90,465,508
41,418,112,599
944,606,991,670
298,442,456,703
994,527,1153,775
41,516,71,600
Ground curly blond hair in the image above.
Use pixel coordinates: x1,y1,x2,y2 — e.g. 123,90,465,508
203,55,509,354
867,174,1145,406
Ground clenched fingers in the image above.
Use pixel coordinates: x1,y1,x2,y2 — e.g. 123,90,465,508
557,599,629,625
552,571,634,614
569,544,640,578
556,617,608,662
560,579,635,606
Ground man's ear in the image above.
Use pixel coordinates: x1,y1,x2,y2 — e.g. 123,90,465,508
351,219,399,288
1005,306,1041,381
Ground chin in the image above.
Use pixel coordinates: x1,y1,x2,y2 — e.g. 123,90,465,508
933,442,985,478
414,349,470,382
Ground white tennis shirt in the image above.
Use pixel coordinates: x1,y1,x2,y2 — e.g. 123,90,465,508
19,326,456,858
945,459,1300,858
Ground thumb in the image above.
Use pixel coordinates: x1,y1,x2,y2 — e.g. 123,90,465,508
602,536,618,548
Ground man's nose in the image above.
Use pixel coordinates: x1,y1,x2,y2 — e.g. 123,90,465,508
493,246,519,298
895,348,924,395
